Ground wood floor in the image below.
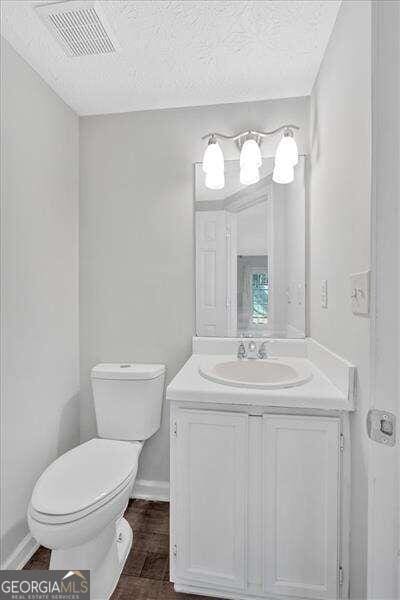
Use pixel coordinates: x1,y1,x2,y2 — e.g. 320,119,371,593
24,499,217,600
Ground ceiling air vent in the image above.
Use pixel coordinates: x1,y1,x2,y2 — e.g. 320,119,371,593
35,1,120,57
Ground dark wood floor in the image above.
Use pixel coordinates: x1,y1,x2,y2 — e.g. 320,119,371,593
24,499,216,600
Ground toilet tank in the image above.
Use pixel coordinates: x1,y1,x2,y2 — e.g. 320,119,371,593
91,363,165,441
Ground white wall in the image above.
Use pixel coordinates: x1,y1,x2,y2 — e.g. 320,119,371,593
285,157,306,337
309,2,371,598
0,38,79,567
267,184,287,336
79,96,310,484
237,202,268,255
368,2,400,598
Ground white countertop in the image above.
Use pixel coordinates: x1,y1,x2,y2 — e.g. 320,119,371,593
166,353,354,412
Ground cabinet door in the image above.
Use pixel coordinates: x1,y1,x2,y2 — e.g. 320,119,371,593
173,409,248,590
262,415,340,599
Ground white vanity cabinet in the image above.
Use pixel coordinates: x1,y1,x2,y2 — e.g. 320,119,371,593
262,415,341,600
170,406,348,600
171,410,248,590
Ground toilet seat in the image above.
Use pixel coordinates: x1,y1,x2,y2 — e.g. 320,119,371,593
30,438,142,525
30,475,133,525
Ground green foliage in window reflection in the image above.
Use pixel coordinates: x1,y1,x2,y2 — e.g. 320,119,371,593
252,272,268,324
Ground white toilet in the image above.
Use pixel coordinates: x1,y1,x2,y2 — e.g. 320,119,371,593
28,362,165,600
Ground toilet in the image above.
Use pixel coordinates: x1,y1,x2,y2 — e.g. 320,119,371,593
28,362,165,600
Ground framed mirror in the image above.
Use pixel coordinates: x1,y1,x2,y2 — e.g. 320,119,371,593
195,156,306,338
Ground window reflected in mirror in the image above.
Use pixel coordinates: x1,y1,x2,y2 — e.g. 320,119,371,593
237,256,269,335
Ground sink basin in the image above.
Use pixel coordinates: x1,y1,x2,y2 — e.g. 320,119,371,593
199,359,313,389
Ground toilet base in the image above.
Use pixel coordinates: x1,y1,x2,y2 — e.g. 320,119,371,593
98,518,132,600
50,517,133,600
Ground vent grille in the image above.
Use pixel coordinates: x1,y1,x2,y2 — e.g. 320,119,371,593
35,1,119,57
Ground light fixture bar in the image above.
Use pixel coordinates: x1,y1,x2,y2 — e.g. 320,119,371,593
201,124,300,142
201,124,300,189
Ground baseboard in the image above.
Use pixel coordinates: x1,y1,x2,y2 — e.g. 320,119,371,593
132,478,170,502
1,533,39,570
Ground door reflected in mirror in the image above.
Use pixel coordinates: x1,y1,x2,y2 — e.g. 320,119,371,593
195,157,306,338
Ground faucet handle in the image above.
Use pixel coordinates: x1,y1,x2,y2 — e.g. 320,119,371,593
257,341,268,359
237,341,246,360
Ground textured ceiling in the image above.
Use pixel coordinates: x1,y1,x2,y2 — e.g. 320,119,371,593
1,0,341,116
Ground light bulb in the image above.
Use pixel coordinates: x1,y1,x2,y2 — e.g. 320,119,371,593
272,161,294,184
240,139,262,169
240,164,260,186
275,132,298,166
205,170,225,190
202,139,224,174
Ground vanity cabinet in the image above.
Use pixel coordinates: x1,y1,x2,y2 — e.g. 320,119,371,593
171,410,248,590
170,407,347,600
262,415,340,600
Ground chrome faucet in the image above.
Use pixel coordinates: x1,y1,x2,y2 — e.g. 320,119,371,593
237,340,273,360
247,340,258,359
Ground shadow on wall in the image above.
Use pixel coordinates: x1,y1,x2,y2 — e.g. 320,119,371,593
57,393,80,456
79,377,97,441
310,96,320,164
0,393,80,567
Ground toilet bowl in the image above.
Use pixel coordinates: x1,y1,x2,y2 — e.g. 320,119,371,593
28,362,165,600
28,439,142,599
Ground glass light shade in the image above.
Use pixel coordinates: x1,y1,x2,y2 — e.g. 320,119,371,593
202,140,224,173
205,170,225,190
272,161,294,184
240,164,260,186
240,139,262,169
275,134,298,166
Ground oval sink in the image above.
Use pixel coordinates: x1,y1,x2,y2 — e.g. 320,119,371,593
199,359,313,389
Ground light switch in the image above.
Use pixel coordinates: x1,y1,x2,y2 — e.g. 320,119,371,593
321,280,328,308
350,270,370,315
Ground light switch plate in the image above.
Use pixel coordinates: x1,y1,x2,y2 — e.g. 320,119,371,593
321,279,328,308
350,270,370,315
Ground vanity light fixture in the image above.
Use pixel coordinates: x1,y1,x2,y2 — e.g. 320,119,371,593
201,125,299,189
240,138,262,185
272,161,294,185
275,128,299,166
202,135,225,190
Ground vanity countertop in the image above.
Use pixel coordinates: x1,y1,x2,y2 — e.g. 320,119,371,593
166,353,355,412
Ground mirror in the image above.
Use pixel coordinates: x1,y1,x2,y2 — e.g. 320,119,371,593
195,156,306,338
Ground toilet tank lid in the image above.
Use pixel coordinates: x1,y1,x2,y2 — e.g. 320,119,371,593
91,363,165,380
